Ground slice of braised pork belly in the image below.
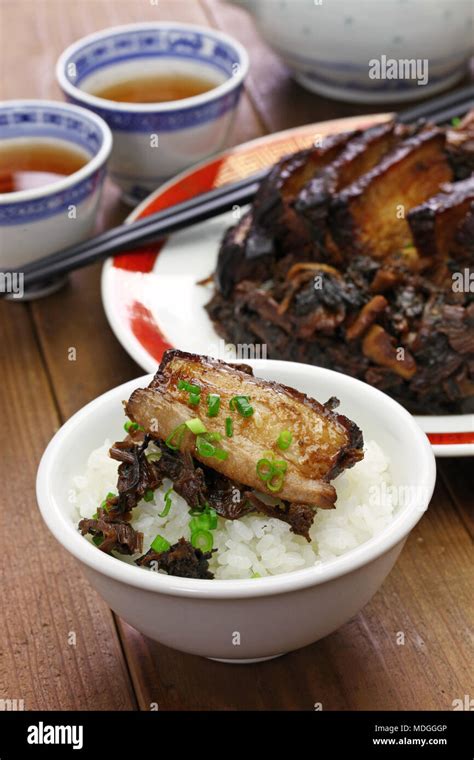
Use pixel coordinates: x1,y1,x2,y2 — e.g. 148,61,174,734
213,132,359,298
247,130,356,258
295,121,402,237
329,127,453,260
214,211,257,298
408,176,474,262
126,349,364,510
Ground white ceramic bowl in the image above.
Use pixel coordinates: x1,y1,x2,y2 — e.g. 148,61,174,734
56,23,249,204
231,0,474,103
36,361,436,662
0,100,111,276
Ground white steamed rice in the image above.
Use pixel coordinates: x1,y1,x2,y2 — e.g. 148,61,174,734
71,439,395,579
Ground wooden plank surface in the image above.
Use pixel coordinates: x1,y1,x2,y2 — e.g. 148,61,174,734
0,0,472,712
0,301,137,710
438,459,474,540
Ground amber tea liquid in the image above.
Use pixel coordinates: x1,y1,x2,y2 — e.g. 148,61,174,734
91,72,218,103
0,140,89,193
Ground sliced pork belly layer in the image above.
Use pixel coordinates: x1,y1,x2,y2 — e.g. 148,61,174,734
408,176,474,261
295,121,401,227
126,350,364,509
242,130,357,264
329,128,453,260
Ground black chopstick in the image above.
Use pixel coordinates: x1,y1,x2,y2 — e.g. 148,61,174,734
14,174,263,288
396,84,474,124
19,167,270,276
409,100,474,127
2,86,472,293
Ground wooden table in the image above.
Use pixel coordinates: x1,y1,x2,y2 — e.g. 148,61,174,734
1,0,472,712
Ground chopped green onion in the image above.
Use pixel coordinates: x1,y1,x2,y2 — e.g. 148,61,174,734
195,432,228,461
158,487,173,518
143,489,154,502
158,501,171,518
177,379,200,393
190,509,218,532
177,379,202,407
124,420,141,433
277,430,292,450
99,491,115,510
196,436,216,457
151,534,170,553
189,517,200,533
185,417,207,435
205,431,222,442
256,454,287,493
451,116,461,127
229,395,254,417
251,572,261,578
207,509,218,530
191,529,214,552
256,458,273,482
213,448,229,461
146,451,162,462
92,535,104,547
196,433,229,460
267,472,285,493
207,393,221,417
165,423,186,450
225,417,233,437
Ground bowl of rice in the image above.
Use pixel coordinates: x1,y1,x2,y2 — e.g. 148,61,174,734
36,360,436,662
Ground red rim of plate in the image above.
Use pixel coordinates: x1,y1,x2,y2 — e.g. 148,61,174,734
102,116,474,454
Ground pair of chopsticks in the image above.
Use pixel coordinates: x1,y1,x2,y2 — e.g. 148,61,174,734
3,83,473,293
12,170,266,290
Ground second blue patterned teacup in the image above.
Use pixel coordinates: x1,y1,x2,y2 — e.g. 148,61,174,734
56,23,249,204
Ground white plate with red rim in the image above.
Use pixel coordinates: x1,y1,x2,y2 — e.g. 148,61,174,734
101,114,474,458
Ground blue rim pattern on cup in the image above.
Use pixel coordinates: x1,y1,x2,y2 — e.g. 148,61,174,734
56,24,249,133
0,103,105,152
0,101,112,224
0,170,106,225
70,28,238,83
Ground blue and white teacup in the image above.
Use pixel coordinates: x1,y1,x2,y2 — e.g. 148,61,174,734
56,23,249,204
0,100,112,290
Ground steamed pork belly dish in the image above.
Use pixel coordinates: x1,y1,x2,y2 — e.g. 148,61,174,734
206,113,474,415
73,350,397,580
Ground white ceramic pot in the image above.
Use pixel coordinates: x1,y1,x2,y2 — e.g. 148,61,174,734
0,100,111,277
36,360,436,662
231,0,474,103
56,23,249,204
